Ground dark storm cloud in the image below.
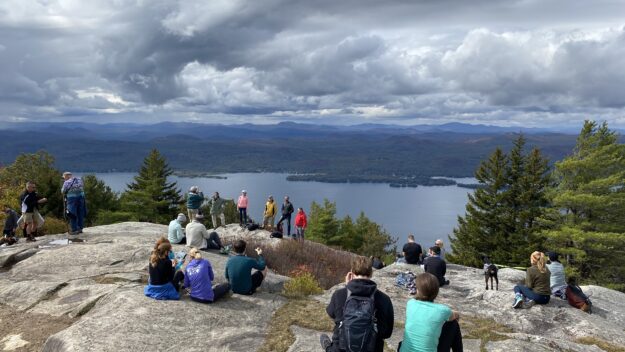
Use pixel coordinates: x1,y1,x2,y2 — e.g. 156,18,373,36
1,0,625,127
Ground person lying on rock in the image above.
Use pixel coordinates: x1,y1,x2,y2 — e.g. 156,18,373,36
424,246,449,287
224,239,267,295
397,272,463,352
185,214,225,252
512,251,551,309
144,241,184,300
320,256,394,352
184,248,231,303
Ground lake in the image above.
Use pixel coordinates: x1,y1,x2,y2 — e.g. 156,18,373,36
85,172,473,250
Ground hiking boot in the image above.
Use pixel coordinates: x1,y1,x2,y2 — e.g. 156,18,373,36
319,334,332,351
524,299,535,308
512,294,524,309
26,236,36,242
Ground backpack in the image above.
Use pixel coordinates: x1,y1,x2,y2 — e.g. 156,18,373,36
566,284,592,313
246,223,259,231
395,271,417,295
270,231,283,239
338,289,378,352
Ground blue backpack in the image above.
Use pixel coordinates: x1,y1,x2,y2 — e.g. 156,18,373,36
339,289,378,352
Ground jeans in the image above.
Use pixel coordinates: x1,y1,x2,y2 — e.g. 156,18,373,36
202,232,223,250
295,227,305,241
277,214,292,236
397,320,463,352
211,213,226,228
66,196,86,232
190,283,231,303
239,208,247,225
514,285,550,304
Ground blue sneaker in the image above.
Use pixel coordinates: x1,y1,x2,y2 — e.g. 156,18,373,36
512,294,524,308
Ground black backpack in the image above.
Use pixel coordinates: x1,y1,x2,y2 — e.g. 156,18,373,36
270,231,283,238
246,223,259,231
339,289,378,352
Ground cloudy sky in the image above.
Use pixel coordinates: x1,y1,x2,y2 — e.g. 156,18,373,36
1,0,625,128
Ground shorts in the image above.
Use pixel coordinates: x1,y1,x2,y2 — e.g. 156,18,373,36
250,271,264,294
23,211,37,223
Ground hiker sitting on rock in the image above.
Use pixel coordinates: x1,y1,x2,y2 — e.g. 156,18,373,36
184,248,231,303
2,205,19,245
225,240,266,295
185,214,226,253
424,246,449,287
546,252,567,300
512,251,551,309
144,240,184,300
168,213,187,244
320,256,394,352
402,234,423,265
398,272,463,352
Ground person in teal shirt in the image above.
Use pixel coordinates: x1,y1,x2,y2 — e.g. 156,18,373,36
225,239,267,295
399,273,463,352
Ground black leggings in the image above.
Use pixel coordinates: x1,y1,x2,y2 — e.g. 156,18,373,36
203,232,223,250
190,283,231,303
398,320,463,352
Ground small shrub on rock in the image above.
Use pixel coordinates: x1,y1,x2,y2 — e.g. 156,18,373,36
282,271,323,298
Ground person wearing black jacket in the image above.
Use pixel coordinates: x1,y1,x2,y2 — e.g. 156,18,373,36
3,205,19,237
424,246,449,287
276,196,295,237
320,257,394,352
19,182,47,242
402,234,423,264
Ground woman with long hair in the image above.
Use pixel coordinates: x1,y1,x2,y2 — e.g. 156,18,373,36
184,248,231,303
512,251,551,308
144,239,180,300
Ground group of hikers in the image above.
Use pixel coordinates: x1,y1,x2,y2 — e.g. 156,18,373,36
185,187,308,240
3,177,593,351
2,172,86,245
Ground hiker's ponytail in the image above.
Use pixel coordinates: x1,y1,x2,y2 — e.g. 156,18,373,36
189,247,202,260
530,251,546,273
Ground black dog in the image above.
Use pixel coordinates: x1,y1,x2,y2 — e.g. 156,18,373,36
482,256,499,290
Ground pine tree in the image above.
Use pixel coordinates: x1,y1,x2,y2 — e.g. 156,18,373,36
120,149,182,224
448,148,508,267
545,121,625,290
307,199,341,246
448,136,550,268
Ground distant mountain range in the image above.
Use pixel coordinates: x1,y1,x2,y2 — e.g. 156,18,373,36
0,121,621,185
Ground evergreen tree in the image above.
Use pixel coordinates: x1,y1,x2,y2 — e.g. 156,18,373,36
120,149,182,224
353,212,396,257
448,136,550,268
448,148,508,267
307,199,341,246
545,121,625,290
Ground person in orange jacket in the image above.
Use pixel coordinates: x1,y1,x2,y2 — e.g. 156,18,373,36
294,207,307,242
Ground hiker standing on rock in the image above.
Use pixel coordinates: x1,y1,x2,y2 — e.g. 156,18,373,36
237,190,248,226
294,207,307,241
276,196,294,238
263,195,277,230
20,181,47,242
186,186,204,222
207,192,226,228
62,172,87,235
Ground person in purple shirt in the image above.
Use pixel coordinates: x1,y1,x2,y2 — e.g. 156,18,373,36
61,172,87,235
184,248,231,303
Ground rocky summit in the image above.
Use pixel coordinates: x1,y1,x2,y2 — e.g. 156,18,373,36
0,223,624,352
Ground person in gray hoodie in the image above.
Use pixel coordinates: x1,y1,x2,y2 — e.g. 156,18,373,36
546,252,567,300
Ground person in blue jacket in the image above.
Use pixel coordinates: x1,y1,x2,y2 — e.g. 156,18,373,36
225,240,267,295
184,248,231,303
144,241,180,300
186,186,204,222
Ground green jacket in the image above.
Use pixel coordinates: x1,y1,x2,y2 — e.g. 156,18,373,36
207,196,225,215
225,254,266,294
526,265,551,296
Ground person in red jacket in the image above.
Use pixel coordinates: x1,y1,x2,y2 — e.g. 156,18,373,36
294,207,307,242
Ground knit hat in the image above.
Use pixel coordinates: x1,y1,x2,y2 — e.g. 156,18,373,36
176,213,186,223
